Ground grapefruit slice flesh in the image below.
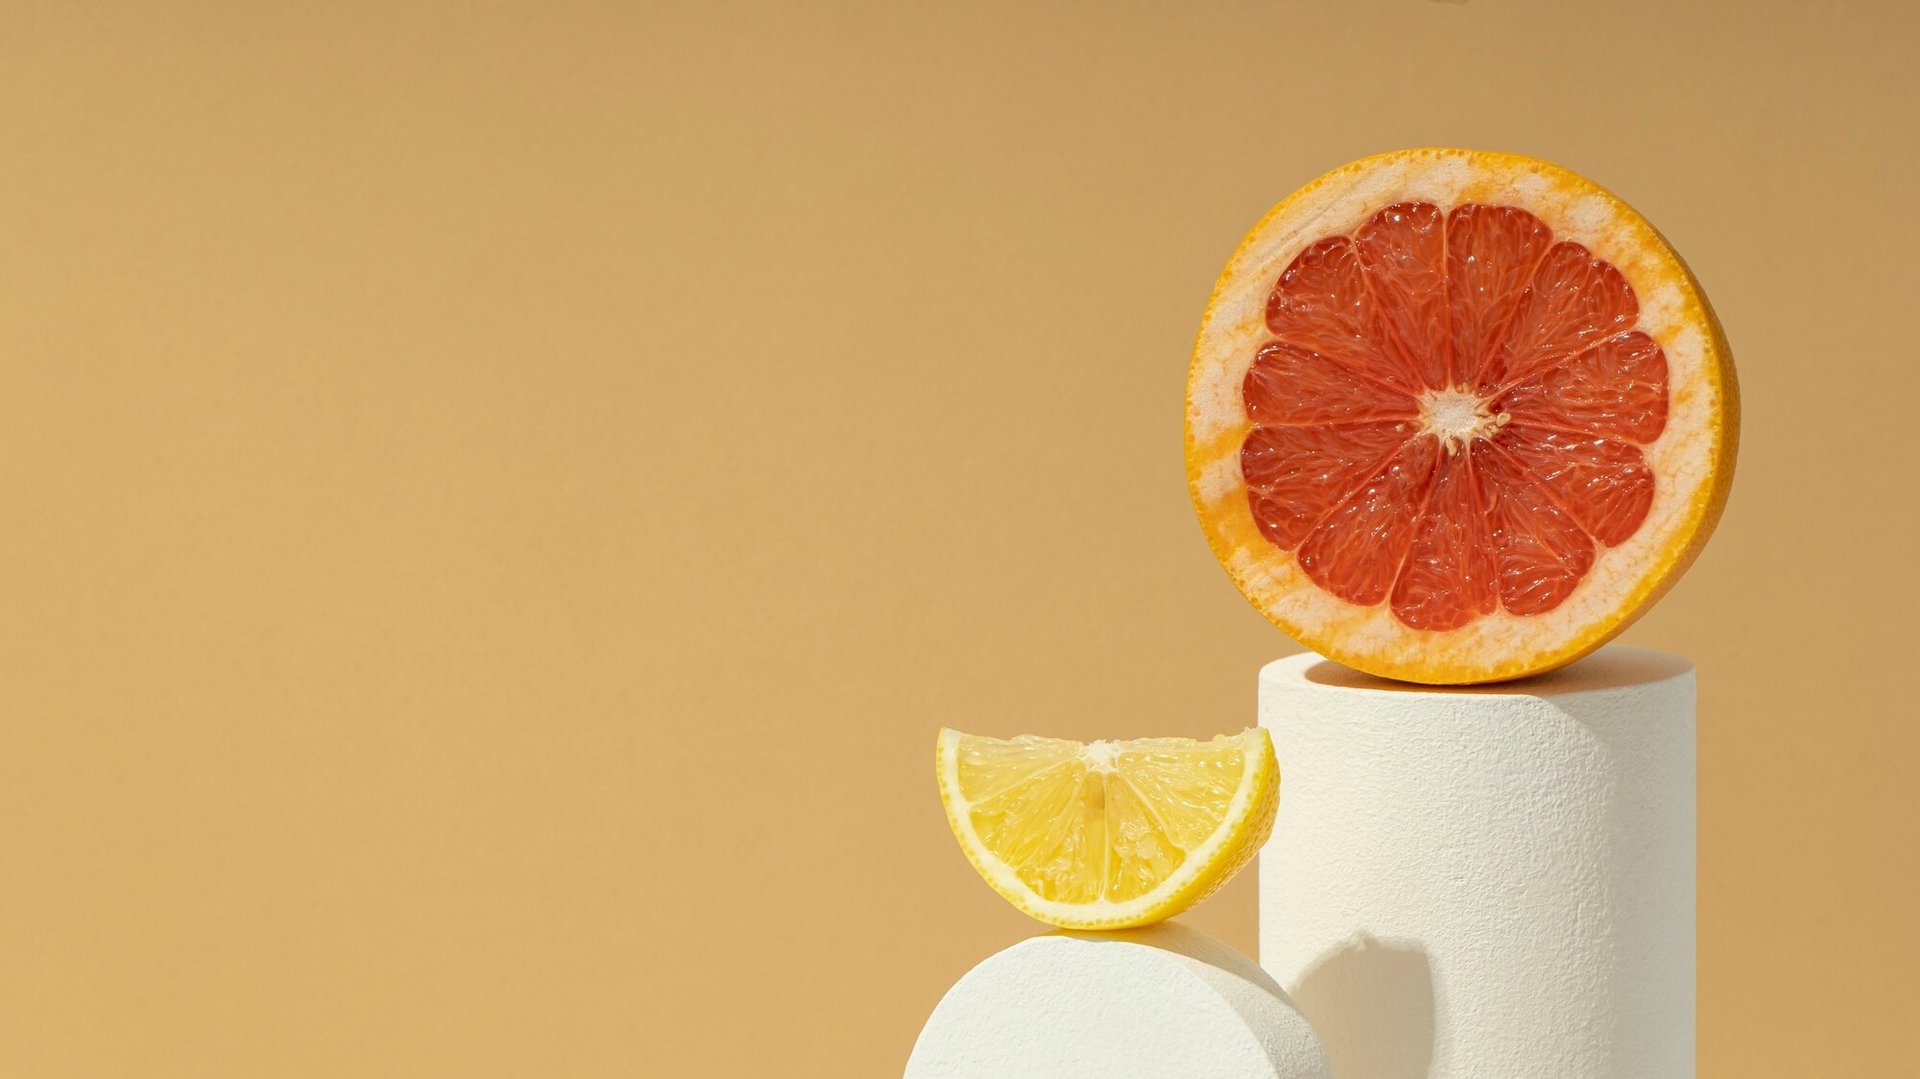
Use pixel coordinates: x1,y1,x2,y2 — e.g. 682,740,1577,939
1188,149,1738,683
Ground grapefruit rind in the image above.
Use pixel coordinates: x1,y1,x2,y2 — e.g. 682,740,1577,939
1187,148,1738,684
934,727,1280,930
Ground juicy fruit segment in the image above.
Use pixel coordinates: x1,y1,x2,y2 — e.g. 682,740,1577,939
936,728,1278,929
1244,200,1666,632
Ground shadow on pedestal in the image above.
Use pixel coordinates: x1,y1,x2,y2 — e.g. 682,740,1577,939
1291,935,1434,1079
1051,921,1283,992
1302,645,1692,697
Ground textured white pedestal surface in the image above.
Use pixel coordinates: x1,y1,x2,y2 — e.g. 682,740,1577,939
1258,646,1695,1079
906,923,1329,1078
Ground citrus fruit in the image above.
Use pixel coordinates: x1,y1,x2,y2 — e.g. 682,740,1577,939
1187,148,1738,684
935,727,1278,929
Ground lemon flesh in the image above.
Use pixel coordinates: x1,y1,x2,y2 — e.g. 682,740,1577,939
935,728,1278,929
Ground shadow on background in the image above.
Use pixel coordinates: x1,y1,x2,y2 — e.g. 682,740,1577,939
1291,935,1435,1079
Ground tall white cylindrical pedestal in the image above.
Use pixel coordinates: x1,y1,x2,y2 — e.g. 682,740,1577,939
1257,646,1694,1079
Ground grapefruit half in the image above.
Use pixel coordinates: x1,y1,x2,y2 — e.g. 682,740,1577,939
1187,149,1738,684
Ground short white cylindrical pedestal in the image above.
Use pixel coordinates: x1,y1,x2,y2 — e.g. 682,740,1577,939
907,924,1329,1078
1258,646,1694,1079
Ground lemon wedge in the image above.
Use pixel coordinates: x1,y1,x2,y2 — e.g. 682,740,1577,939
935,727,1278,929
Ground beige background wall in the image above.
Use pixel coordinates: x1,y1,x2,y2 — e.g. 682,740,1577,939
1,2,1913,1075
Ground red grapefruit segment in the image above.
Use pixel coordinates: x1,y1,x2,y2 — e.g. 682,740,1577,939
1295,436,1440,607
1355,202,1453,390
1242,341,1418,426
1241,422,1415,549
1264,237,1421,395
1446,203,1553,388
1478,444,1598,616
1497,331,1668,443
1496,429,1656,547
1390,450,1498,632
1487,242,1638,390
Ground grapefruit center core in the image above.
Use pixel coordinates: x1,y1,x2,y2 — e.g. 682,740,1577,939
1418,387,1510,454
